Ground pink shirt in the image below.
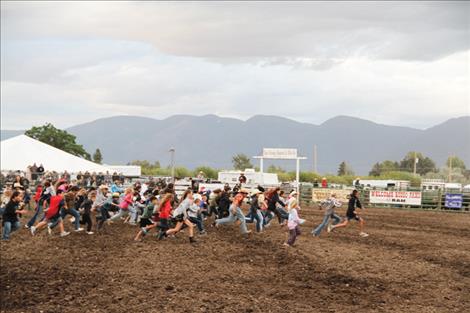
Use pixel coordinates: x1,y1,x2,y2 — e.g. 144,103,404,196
119,193,133,210
287,208,301,230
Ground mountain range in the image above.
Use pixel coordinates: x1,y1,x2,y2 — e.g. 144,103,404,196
2,115,469,175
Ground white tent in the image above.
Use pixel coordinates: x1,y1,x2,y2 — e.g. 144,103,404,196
1,135,112,173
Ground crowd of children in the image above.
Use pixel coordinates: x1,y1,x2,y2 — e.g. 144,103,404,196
1,177,368,244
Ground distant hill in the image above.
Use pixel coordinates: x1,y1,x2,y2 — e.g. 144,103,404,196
1,130,24,141
2,115,469,174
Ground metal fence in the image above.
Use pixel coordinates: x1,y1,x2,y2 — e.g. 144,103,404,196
299,183,470,212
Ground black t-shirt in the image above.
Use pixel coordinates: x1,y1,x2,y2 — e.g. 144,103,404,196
347,196,362,216
81,199,93,214
75,195,86,210
2,200,20,224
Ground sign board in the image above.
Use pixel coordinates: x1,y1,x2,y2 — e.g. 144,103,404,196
262,148,298,159
198,183,226,193
369,190,422,205
312,188,352,204
445,194,463,209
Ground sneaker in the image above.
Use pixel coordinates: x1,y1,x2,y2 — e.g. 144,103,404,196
69,217,76,223
24,224,30,229
359,232,369,237
47,227,52,236
327,224,333,233
60,231,70,237
86,231,94,235
157,231,166,240
74,228,84,232
30,226,36,236
129,222,137,226
199,230,207,236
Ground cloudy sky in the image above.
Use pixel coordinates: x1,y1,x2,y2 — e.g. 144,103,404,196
1,1,469,130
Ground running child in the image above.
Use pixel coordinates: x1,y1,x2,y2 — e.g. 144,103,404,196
80,191,96,234
312,193,342,237
284,198,302,247
2,191,28,240
30,191,70,237
328,190,368,237
165,190,196,243
134,196,159,241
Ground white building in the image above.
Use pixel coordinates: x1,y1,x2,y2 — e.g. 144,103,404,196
355,179,410,189
218,169,279,186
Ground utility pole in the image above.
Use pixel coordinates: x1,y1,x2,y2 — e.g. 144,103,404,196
313,145,317,173
413,151,417,176
169,148,175,183
448,154,453,182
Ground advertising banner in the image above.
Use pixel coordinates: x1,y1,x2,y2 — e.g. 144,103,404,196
445,194,463,209
312,188,352,204
369,190,422,205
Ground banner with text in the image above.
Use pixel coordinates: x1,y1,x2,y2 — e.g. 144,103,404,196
312,188,352,204
369,190,422,205
262,148,298,159
445,194,463,209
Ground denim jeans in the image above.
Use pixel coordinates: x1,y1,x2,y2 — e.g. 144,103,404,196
188,216,205,232
110,208,136,222
2,221,21,240
97,206,111,230
245,207,263,232
312,213,342,236
60,208,81,230
263,210,276,225
278,207,289,222
216,206,248,234
27,202,43,228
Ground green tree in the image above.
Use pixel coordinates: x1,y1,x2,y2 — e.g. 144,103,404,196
193,166,218,179
92,148,103,164
446,156,466,170
338,161,354,176
400,151,436,176
381,160,399,172
232,154,253,170
25,123,90,159
267,165,285,173
369,162,381,176
369,160,399,176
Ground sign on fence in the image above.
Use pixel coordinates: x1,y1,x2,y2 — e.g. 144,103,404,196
312,188,352,203
262,148,298,159
445,194,463,209
369,190,422,205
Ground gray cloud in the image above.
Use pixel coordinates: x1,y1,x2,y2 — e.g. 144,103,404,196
2,1,469,65
0,1,468,130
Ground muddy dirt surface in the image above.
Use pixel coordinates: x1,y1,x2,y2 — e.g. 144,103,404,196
1,207,469,313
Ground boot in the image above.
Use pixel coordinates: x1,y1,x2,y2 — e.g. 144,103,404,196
189,236,196,244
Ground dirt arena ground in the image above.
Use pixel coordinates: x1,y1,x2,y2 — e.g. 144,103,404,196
1,207,469,313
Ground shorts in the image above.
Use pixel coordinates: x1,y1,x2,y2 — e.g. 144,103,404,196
140,218,154,228
47,216,62,228
174,214,185,222
347,214,361,221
